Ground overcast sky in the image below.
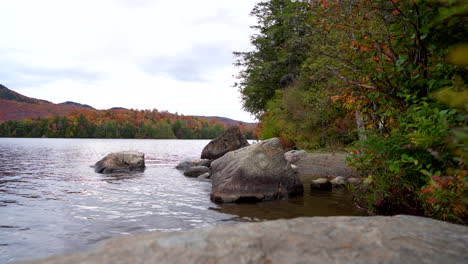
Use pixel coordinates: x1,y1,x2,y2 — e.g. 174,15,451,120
0,0,260,122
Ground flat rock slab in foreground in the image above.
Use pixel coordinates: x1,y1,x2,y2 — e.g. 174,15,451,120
94,151,145,174
18,215,468,264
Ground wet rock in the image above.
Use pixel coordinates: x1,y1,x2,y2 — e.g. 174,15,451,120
284,150,307,164
197,173,211,179
19,215,468,264
347,177,363,185
310,178,332,191
183,166,211,178
331,176,346,187
210,138,303,203
94,151,145,174
201,126,249,160
175,159,211,171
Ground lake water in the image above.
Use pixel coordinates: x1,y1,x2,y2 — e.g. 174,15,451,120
0,138,365,263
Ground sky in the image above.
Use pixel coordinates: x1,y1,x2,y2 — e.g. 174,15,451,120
0,0,261,123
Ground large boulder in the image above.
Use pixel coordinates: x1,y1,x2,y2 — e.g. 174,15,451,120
94,151,145,174
19,215,468,264
201,126,249,160
210,138,304,203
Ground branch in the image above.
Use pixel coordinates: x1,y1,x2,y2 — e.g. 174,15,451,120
326,66,378,90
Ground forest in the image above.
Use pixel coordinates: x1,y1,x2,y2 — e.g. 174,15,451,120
0,109,256,139
235,0,467,224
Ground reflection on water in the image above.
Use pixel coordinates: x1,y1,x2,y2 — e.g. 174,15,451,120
0,138,365,263
211,187,365,222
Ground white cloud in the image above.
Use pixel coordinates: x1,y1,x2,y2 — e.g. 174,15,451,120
0,0,259,122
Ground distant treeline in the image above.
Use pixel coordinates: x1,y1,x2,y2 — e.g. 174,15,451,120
0,109,256,139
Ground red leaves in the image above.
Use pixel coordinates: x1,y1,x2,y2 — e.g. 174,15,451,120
421,186,434,193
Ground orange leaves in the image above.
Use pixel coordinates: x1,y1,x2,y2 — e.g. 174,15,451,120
421,186,434,193
359,45,371,52
320,0,330,8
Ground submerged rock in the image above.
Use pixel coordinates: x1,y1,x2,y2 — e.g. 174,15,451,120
201,126,249,160
175,159,211,171
210,138,303,203
19,215,468,264
310,178,332,191
183,166,211,178
94,151,145,174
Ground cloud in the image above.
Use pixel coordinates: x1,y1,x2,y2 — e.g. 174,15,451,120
142,43,235,82
0,0,259,122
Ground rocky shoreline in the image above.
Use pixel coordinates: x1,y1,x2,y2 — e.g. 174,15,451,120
19,215,468,264
32,128,466,264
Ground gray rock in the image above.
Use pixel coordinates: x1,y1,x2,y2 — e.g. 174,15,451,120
291,164,299,173
94,151,145,174
331,176,346,187
310,178,332,191
197,173,211,179
347,177,363,185
18,215,468,264
201,126,249,160
210,138,303,203
175,159,211,170
183,166,210,178
284,149,307,164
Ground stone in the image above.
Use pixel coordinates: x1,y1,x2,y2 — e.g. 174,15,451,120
284,149,307,164
347,177,363,185
94,151,145,174
291,164,299,173
183,166,211,178
197,173,211,179
175,159,211,171
201,126,249,160
331,176,346,187
18,215,468,264
210,138,303,203
310,178,332,191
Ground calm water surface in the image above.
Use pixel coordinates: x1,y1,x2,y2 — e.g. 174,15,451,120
0,138,365,263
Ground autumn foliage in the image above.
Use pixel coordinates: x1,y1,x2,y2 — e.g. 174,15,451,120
236,0,467,224
0,108,257,140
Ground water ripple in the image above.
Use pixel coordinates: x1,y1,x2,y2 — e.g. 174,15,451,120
0,138,364,263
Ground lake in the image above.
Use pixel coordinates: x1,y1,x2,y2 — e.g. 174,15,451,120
0,138,364,263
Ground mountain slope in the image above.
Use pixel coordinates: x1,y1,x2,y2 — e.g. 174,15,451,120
0,84,257,128
0,84,40,104
59,101,95,110
0,84,92,122
193,115,256,125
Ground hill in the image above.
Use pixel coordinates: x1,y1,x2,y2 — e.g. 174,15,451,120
193,115,256,126
59,101,95,110
0,84,40,104
0,85,257,137
0,84,88,122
